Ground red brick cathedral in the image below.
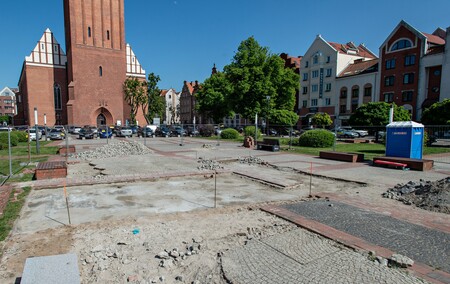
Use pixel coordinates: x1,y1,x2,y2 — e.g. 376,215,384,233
16,0,146,127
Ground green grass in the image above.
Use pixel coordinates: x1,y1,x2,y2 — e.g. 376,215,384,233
0,186,32,241
0,141,58,178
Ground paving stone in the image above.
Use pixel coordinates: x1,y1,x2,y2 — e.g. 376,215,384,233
21,253,80,284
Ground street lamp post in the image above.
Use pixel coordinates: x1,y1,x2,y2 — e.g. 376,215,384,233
266,96,270,135
34,107,40,154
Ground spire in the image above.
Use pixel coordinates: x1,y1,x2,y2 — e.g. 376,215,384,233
212,63,217,75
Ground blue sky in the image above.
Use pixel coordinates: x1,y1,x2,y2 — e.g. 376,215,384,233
1,0,449,91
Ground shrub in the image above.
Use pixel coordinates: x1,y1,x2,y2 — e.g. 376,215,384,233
244,126,262,140
12,131,28,143
220,128,240,139
199,124,214,137
298,129,334,148
0,132,19,147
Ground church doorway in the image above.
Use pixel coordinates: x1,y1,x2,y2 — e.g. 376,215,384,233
97,114,106,126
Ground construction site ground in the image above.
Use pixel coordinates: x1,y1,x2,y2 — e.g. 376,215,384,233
0,136,449,283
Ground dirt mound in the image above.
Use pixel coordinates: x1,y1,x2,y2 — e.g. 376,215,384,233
382,177,450,214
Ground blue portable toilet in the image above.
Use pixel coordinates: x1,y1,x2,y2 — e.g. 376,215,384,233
385,121,424,159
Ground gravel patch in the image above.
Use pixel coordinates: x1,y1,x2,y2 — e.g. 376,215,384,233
70,141,153,160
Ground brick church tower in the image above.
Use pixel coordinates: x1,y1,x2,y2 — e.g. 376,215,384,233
16,1,146,127
64,0,128,126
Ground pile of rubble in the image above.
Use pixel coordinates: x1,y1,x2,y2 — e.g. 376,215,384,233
71,141,153,160
238,156,267,166
197,158,224,171
382,177,450,214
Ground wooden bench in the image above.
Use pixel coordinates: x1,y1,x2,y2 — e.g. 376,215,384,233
373,159,408,170
373,156,434,171
257,138,280,152
319,151,364,163
35,161,67,180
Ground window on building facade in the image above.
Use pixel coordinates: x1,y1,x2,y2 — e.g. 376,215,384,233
313,56,318,64
340,105,346,113
311,99,318,106
302,100,307,108
41,43,45,50
390,39,412,51
384,76,395,86
99,66,103,77
88,27,92,37
305,61,309,68
326,68,332,77
54,84,62,110
404,55,416,66
384,92,394,102
340,88,347,98
312,84,318,92
385,58,396,69
312,70,319,78
326,56,330,63
325,98,331,105
107,30,110,40
302,73,308,81
364,86,372,97
403,73,414,84
325,83,331,92
302,86,308,94
402,91,413,102
352,87,359,98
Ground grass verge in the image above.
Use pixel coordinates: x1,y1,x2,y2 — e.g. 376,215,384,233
0,186,32,242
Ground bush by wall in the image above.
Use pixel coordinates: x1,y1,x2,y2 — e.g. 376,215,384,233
244,126,262,140
220,128,240,139
12,131,28,143
298,129,334,148
0,132,19,147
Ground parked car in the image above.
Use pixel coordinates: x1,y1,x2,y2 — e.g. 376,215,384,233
116,126,133,137
98,127,113,138
171,126,186,137
48,128,65,140
353,129,369,137
434,130,450,139
155,125,172,137
54,125,66,132
26,128,42,141
138,127,154,137
130,125,141,135
337,130,359,138
79,126,97,139
185,126,199,136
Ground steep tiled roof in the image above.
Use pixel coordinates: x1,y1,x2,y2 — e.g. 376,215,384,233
423,32,445,45
280,53,302,73
160,90,169,97
328,42,377,59
338,59,379,78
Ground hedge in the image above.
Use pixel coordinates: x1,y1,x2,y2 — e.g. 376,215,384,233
220,128,240,139
298,129,334,148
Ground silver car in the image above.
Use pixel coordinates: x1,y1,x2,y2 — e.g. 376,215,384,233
118,127,133,137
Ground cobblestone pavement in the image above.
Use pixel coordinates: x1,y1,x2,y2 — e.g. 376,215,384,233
222,228,426,284
282,200,450,274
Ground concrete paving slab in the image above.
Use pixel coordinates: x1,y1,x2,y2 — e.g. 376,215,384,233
21,253,80,284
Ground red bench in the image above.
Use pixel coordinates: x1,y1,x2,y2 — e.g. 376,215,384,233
373,159,407,170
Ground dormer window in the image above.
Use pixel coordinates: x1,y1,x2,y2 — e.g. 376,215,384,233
390,39,412,51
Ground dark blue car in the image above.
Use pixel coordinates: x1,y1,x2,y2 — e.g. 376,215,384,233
98,128,113,138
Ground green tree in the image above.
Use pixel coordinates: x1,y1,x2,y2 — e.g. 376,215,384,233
269,109,299,127
421,99,450,125
123,77,146,124
349,102,411,126
196,72,233,123
311,113,332,128
146,73,165,123
223,37,299,120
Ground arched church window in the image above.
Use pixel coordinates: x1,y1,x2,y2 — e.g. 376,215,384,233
54,84,62,110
